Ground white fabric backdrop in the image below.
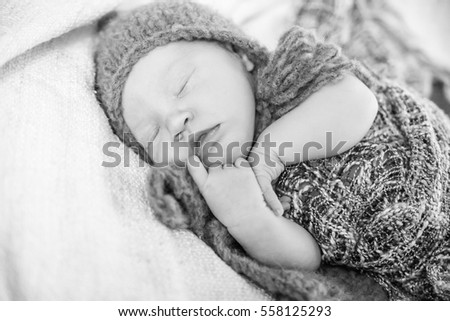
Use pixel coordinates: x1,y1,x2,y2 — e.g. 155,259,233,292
0,0,288,300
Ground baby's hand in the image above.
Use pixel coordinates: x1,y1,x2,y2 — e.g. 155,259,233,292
187,156,268,229
248,140,286,216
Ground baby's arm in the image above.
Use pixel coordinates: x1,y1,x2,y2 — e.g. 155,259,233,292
229,204,321,270
187,156,321,271
250,74,378,213
258,73,378,165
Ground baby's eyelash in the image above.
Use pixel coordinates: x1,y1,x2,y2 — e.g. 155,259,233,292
174,131,184,142
149,126,160,142
177,68,196,98
177,78,189,97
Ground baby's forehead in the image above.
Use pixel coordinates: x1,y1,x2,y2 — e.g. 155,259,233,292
123,39,254,102
127,40,250,80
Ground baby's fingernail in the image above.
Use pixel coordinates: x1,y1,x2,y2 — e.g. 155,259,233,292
277,208,283,216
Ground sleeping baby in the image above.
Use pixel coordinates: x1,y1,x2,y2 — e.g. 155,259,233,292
95,1,450,300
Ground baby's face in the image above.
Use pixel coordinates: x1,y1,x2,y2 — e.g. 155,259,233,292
122,40,255,166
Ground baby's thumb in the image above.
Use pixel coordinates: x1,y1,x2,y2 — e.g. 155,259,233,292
255,173,284,216
187,155,208,190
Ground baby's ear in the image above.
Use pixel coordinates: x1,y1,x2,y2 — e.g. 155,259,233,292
96,11,118,32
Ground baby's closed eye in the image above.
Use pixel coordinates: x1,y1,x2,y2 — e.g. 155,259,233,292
175,66,196,98
148,125,160,142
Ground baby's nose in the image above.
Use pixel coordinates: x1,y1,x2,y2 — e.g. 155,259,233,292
166,111,193,138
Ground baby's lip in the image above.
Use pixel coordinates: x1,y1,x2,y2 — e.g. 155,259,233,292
190,124,221,159
191,124,220,146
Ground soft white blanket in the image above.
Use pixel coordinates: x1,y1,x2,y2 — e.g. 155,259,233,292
0,0,292,300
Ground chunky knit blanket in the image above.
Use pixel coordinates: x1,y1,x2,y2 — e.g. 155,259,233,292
293,0,450,100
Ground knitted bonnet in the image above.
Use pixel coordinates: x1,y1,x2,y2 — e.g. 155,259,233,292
95,0,269,159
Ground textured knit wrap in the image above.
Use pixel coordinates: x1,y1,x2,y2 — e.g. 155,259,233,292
263,27,450,300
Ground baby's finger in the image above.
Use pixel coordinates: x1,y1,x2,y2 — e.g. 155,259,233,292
280,195,291,203
280,195,291,212
281,200,291,212
187,155,208,190
263,185,284,216
256,175,284,216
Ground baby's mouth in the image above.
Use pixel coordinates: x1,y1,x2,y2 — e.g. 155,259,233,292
191,124,221,158
200,124,220,145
